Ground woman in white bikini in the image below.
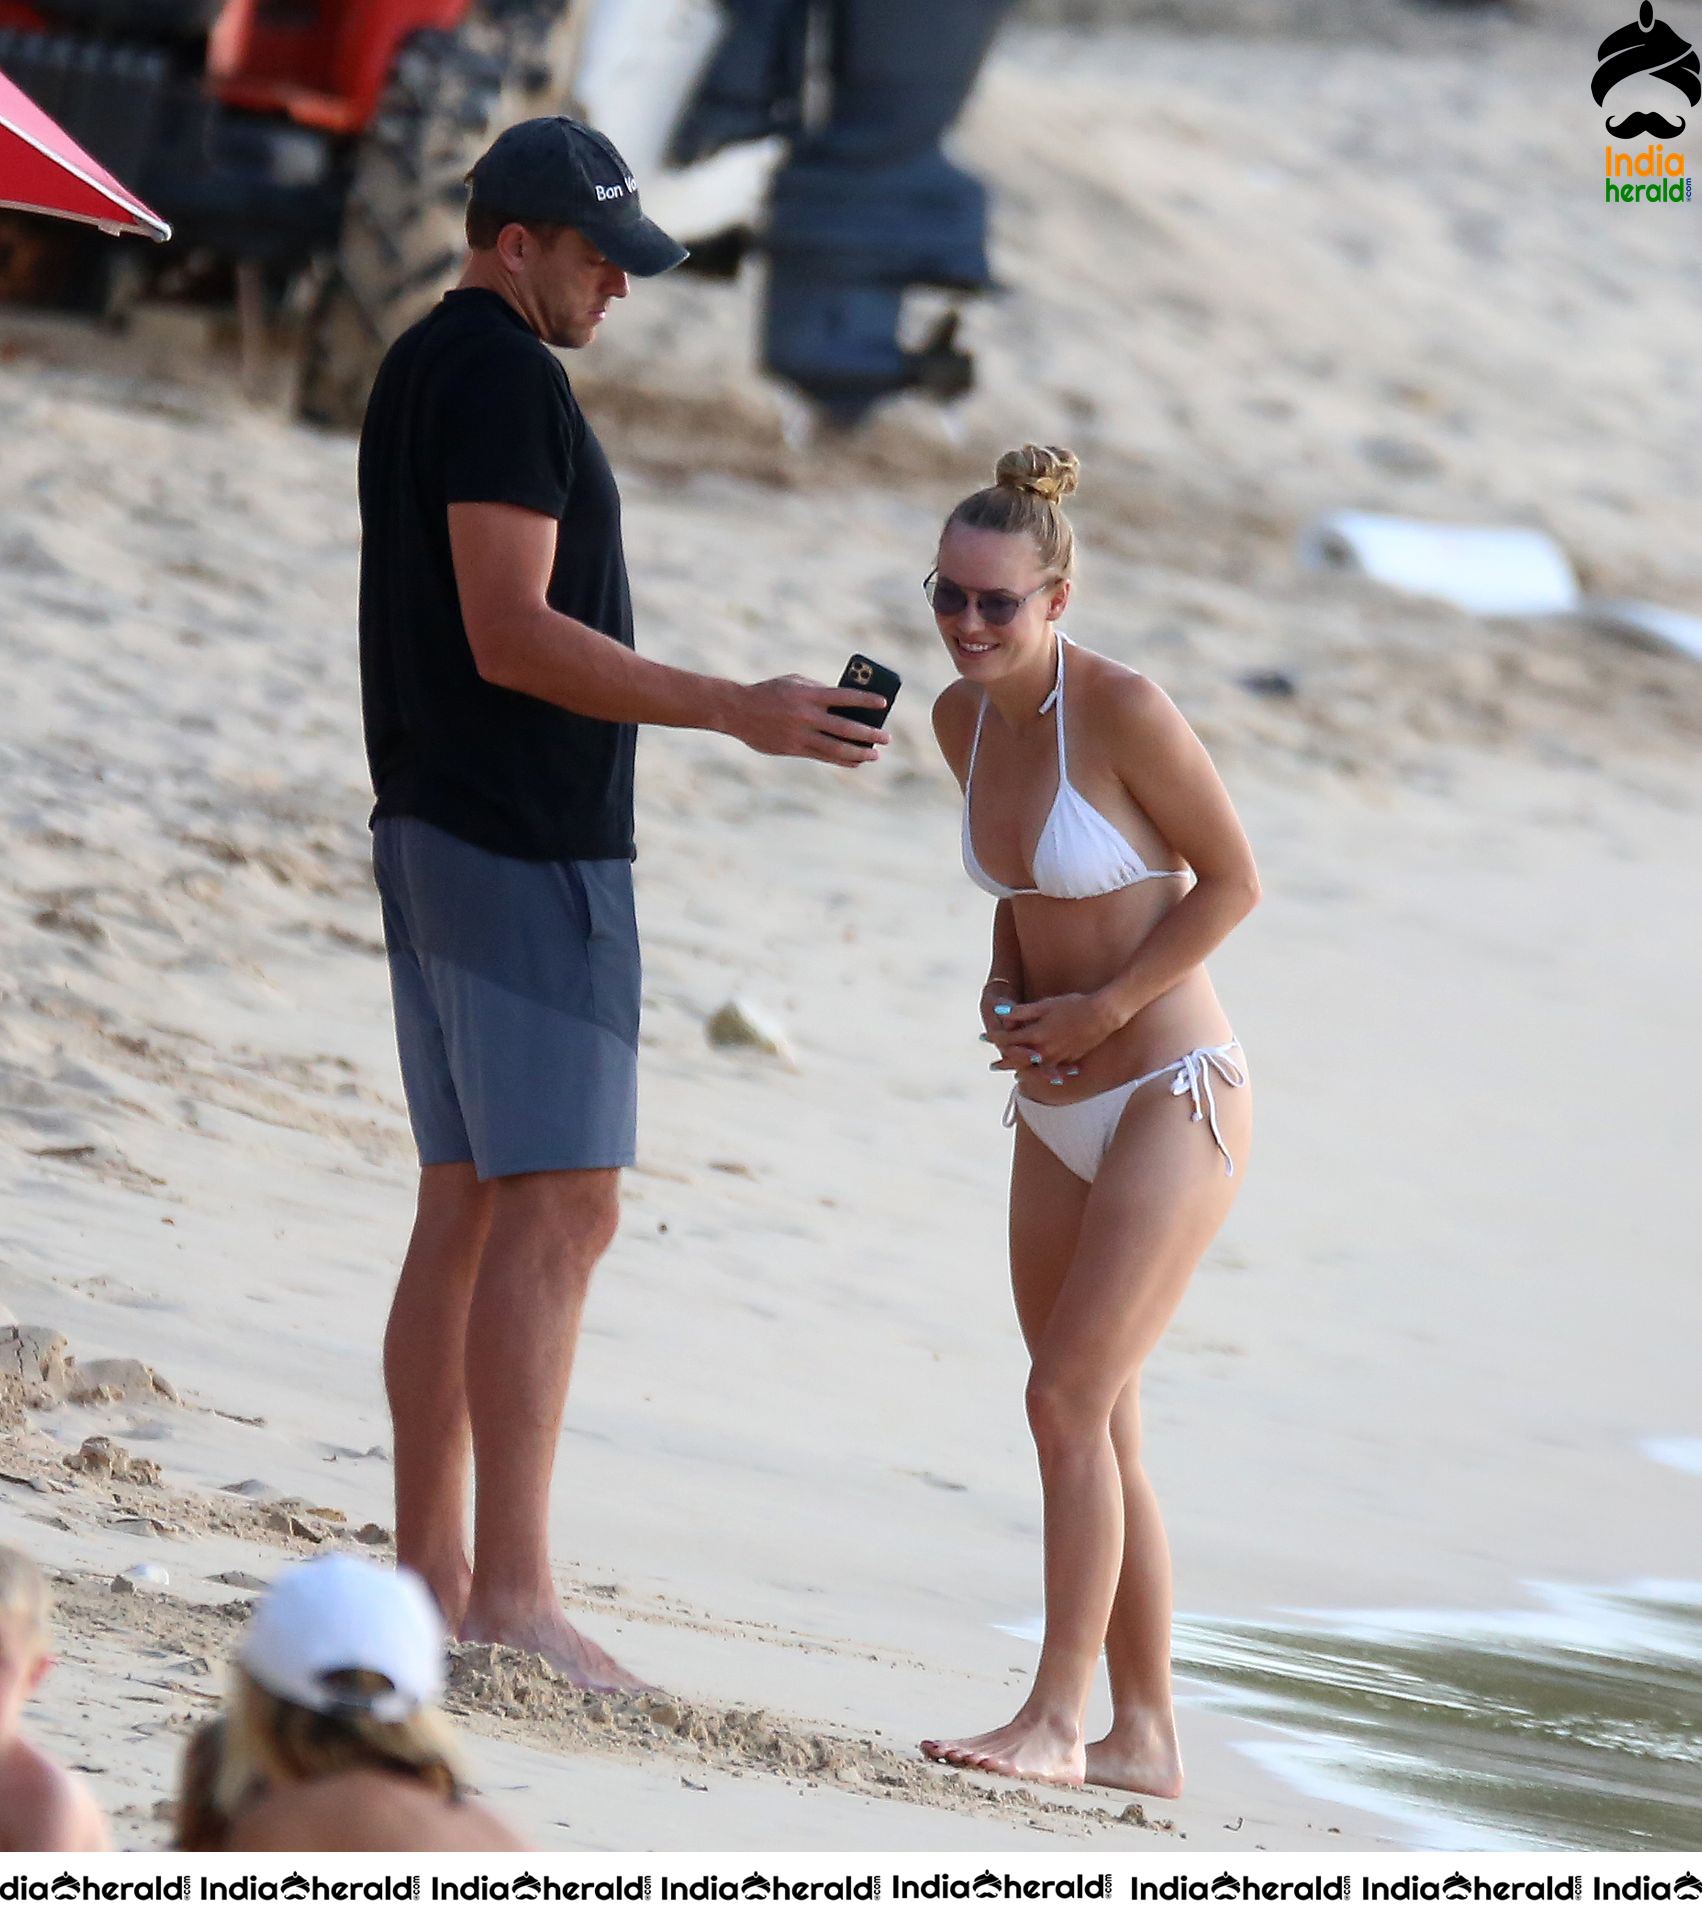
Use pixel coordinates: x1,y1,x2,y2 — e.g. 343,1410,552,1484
922,445,1260,1795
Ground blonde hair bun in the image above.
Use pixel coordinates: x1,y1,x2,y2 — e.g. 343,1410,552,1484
944,444,1080,578
994,445,1081,505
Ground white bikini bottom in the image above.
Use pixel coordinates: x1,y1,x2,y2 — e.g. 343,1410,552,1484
1005,1039,1246,1185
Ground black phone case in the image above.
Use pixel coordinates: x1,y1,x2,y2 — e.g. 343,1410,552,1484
830,654,903,727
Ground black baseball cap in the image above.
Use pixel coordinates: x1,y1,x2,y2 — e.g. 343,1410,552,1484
467,117,688,277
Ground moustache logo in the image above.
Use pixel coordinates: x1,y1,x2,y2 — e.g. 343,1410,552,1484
1605,109,1688,136
1593,1,1701,138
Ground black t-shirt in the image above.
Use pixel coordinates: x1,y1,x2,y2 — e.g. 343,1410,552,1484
358,287,637,862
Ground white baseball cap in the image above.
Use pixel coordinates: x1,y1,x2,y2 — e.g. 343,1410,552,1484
239,1555,446,1724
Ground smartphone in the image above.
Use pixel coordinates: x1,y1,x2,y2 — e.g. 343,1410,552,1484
829,653,903,730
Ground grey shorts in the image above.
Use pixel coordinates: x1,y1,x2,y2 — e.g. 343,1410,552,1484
372,816,640,1178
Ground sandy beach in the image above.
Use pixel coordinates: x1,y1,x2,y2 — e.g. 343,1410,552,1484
3,7,1701,1851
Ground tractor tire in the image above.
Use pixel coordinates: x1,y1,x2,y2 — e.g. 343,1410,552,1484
298,0,573,430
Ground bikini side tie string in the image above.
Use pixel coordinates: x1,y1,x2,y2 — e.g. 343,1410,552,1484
1169,1041,1248,1178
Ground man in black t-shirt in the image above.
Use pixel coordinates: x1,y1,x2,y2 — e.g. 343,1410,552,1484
358,117,889,1688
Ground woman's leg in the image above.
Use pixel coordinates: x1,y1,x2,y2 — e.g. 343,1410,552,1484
1008,1114,1093,1353
1083,1384,1182,1793
920,1116,1089,1765
1085,1078,1249,1792
926,1076,1249,1786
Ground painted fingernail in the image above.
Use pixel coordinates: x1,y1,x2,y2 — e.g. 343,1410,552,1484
1049,1076,1063,1086
1066,1066,1081,1077
993,1004,1013,1017
1029,1053,1042,1065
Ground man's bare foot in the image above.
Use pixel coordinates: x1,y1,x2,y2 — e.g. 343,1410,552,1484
458,1602,648,1693
920,1713,1085,1788
407,1554,472,1638
1083,1727,1184,1798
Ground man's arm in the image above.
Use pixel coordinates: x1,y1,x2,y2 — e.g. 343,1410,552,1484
449,503,888,765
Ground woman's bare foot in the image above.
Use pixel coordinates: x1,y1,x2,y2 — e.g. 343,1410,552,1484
921,1712,1086,1787
458,1603,648,1693
1083,1724,1184,1798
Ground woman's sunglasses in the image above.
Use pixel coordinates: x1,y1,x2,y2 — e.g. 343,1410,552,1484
923,570,1055,628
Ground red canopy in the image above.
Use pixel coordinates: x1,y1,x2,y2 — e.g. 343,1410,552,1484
0,64,171,241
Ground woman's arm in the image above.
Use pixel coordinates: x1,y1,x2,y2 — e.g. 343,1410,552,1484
1095,871,1256,1028
1095,675,1259,1024
979,896,1031,1070
998,674,1258,1066
934,686,1030,1064
985,897,1024,998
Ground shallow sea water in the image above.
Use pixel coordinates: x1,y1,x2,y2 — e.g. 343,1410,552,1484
1004,1580,1702,1848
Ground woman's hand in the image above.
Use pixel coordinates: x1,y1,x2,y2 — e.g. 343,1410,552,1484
979,981,1034,1078
996,991,1121,1079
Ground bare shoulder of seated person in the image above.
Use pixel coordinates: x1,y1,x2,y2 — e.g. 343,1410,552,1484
223,1773,528,1852
0,1740,111,1852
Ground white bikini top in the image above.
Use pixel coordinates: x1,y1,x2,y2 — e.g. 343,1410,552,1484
961,638,1190,902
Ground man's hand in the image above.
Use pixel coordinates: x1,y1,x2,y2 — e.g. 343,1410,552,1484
728,677,889,765
995,992,1121,1081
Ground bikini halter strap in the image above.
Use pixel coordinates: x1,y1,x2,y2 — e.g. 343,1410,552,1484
969,633,1066,774
1038,635,1067,777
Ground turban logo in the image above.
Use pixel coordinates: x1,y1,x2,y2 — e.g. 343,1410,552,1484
1594,1,1701,138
